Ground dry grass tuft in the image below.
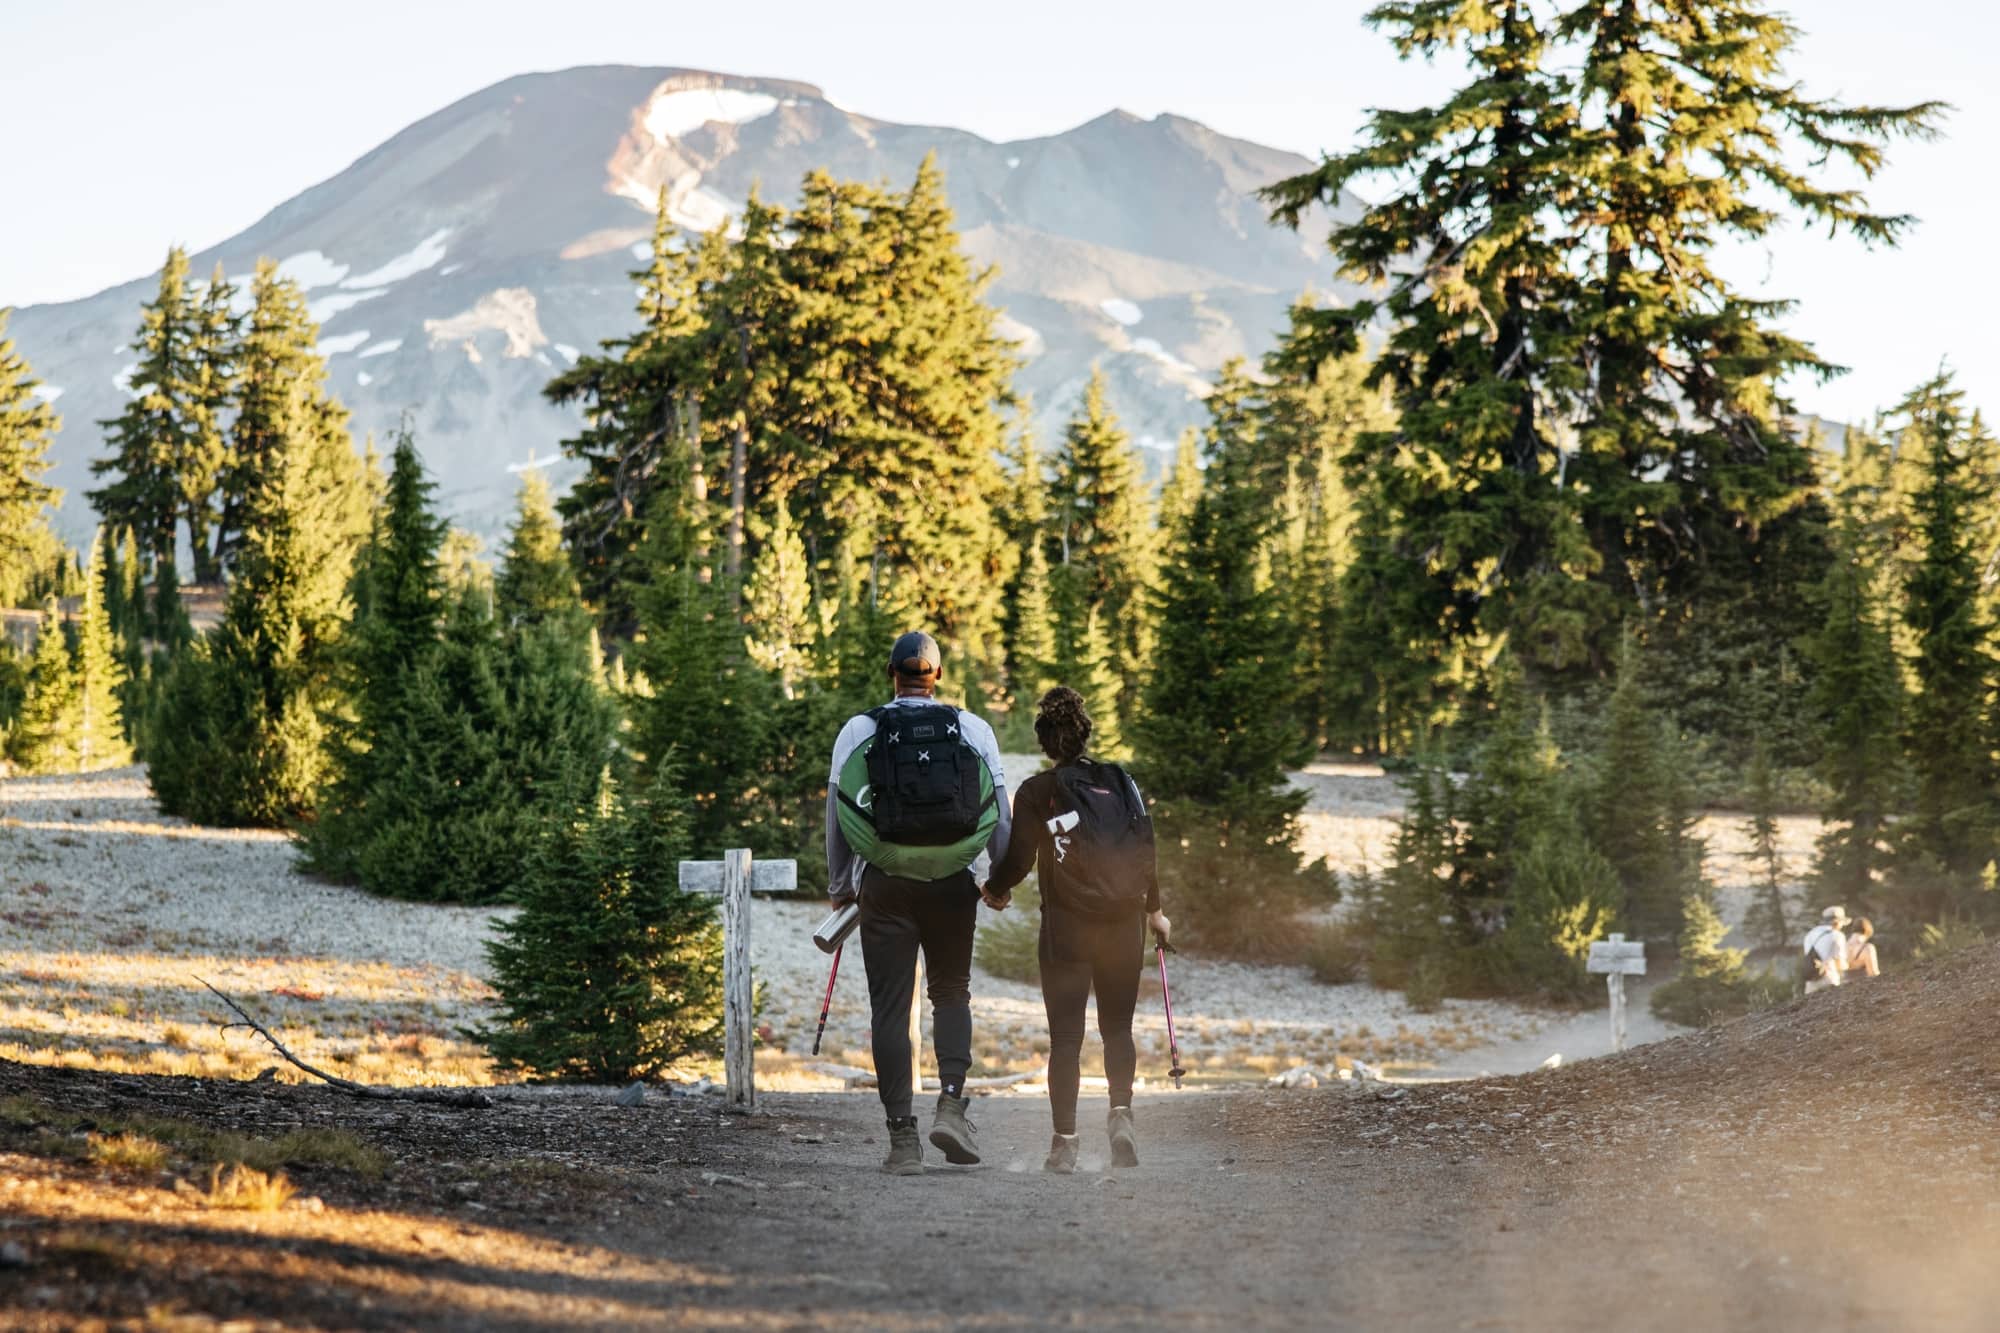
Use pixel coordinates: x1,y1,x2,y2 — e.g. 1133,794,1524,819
87,1131,169,1171
202,1163,295,1211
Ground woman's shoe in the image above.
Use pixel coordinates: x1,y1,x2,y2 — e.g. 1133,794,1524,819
1107,1106,1139,1167
1043,1133,1079,1174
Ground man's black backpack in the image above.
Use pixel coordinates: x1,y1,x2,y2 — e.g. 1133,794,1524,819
1046,758,1154,918
864,703,992,847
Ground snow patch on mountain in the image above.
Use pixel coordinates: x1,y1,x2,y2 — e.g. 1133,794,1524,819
439,263,463,276
423,288,548,360
341,229,451,289
358,338,402,359
277,251,349,289
31,385,62,404
671,185,740,233
309,289,387,324
1100,298,1143,326
317,330,371,357
553,343,580,364
644,87,779,142
356,370,373,387
112,363,137,396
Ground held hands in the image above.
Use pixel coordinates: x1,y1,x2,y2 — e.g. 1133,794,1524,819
1148,910,1172,945
979,881,1012,912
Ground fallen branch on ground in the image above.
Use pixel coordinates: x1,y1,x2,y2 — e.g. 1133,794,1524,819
195,977,491,1109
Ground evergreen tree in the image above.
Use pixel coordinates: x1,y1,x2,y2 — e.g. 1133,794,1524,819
1558,0,1940,638
1048,368,1150,706
90,248,198,568
1154,427,1202,546
1651,894,1787,1026
5,600,79,773
627,490,777,853
1893,372,1999,921
1136,362,1308,838
183,265,239,581
1807,492,1904,909
0,310,63,608
494,467,583,629
215,260,360,573
477,761,724,1081
1266,0,1940,682
1133,362,1319,955
1264,3,1606,676
742,494,814,698
73,533,130,771
1000,423,1058,703
1741,738,1792,952
1071,605,1125,760
150,555,193,655
341,589,617,904
149,377,363,827
1586,632,1706,943
299,434,447,878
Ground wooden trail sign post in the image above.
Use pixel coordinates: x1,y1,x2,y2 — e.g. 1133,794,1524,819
679,851,798,1112
1586,932,1647,1053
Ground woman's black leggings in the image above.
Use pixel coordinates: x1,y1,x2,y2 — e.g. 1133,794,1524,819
1040,911,1144,1135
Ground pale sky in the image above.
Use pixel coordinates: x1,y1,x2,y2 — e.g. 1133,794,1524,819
3,0,1991,423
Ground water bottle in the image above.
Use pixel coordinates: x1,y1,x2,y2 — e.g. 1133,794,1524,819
813,901,860,954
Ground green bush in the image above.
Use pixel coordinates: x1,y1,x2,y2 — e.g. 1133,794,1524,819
1650,895,1790,1027
1302,922,1367,985
148,640,332,828
974,880,1041,984
1912,916,1986,962
474,762,723,1082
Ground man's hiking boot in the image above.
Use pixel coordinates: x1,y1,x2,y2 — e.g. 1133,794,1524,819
1043,1133,1079,1174
928,1092,981,1165
882,1118,923,1175
1107,1105,1139,1168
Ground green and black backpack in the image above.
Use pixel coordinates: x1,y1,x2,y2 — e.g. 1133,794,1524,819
835,704,999,881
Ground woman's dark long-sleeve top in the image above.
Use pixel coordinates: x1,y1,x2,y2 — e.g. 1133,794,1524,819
985,766,1161,915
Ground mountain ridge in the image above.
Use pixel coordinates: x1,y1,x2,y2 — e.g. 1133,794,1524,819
10,64,1359,538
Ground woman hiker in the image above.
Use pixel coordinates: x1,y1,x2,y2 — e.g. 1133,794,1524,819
980,686,1170,1174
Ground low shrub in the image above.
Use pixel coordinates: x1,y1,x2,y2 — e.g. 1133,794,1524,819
1302,923,1367,985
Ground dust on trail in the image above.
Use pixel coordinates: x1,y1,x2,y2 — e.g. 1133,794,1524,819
8,977,1999,1333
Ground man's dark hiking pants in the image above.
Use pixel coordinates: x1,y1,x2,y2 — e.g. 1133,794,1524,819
858,866,978,1120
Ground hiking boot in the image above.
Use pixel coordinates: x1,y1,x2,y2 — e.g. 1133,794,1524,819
1043,1133,1079,1174
882,1118,923,1175
928,1092,981,1165
1107,1105,1139,1168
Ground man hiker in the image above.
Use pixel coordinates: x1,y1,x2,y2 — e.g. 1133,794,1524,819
827,631,1010,1175
1803,905,1851,994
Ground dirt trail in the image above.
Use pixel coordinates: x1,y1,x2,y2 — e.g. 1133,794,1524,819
6,1034,1996,1331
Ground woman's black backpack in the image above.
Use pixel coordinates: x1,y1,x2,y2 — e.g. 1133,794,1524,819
1046,759,1154,918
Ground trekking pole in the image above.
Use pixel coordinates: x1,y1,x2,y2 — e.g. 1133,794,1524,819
811,943,843,1057
1155,937,1187,1089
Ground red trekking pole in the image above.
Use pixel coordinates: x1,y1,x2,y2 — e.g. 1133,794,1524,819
811,943,843,1057
1154,937,1187,1089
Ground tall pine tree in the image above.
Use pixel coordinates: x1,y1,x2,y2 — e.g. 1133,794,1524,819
91,248,199,568
0,309,63,607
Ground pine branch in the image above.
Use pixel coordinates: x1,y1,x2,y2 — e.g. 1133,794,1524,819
197,977,491,1108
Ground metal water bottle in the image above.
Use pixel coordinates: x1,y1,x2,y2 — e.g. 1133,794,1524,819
813,901,860,954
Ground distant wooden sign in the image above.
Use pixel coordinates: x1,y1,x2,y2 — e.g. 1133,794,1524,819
1586,932,1646,1054
1587,934,1647,976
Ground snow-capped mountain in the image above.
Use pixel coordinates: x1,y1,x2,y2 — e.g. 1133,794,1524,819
9,66,1358,539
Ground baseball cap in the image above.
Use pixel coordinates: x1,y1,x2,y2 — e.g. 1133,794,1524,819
889,630,942,677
